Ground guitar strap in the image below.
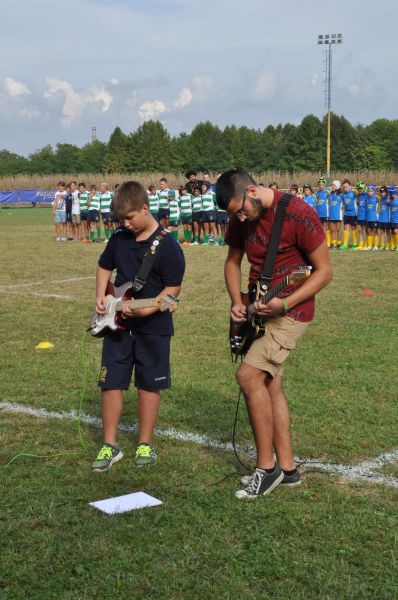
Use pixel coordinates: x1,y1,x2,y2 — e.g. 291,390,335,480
260,193,292,292
132,227,168,293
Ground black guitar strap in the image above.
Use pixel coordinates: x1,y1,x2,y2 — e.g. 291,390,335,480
132,227,167,293
260,193,292,292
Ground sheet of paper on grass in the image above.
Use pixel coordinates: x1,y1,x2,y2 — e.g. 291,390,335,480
89,492,162,514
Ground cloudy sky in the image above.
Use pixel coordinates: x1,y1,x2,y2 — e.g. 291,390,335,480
1,0,397,156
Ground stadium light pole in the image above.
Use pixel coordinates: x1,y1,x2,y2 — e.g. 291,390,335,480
317,33,343,179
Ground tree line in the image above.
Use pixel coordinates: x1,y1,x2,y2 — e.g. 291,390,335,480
2,114,398,176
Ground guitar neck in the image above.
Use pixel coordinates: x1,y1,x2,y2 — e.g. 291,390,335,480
261,276,289,304
115,298,159,311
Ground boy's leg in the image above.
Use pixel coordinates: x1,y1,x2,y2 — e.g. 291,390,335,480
101,389,123,445
267,374,295,471
137,389,161,444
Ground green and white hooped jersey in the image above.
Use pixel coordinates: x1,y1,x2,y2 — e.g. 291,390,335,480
79,191,90,212
179,194,192,216
148,193,159,213
88,193,101,211
168,199,180,221
201,191,215,211
158,189,169,209
191,194,202,213
100,191,113,213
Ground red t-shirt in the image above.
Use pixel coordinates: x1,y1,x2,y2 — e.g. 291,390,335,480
225,191,326,322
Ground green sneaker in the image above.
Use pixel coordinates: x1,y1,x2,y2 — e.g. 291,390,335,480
340,244,349,249
135,443,156,467
92,443,123,473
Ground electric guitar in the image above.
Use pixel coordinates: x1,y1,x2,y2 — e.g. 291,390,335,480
88,280,179,337
229,268,312,359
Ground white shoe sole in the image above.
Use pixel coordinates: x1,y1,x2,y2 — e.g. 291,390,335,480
235,471,284,499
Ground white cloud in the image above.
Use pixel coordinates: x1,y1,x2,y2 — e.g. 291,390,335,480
138,99,168,121
4,77,30,96
253,71,277,101
191,76,214,101
110,78,119,85
349,84,360,95
44,78,113,125
174,86,193,109
19,107,40,119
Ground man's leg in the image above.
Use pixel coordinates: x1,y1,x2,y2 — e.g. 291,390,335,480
236,363,275,469
267,374,295,471
101,389,123,445
137,389,161,444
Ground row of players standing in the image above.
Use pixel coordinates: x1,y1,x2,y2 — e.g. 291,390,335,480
147,172,229,246
289,178,398,251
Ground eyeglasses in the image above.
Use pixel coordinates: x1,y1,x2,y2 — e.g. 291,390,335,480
233,189,248,218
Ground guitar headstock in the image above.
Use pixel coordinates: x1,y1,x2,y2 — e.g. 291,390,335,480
287,267,312,287
158,294,180,313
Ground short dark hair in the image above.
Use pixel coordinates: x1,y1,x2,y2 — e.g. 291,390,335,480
111,181,148,217
342,178,351,186
215,167,256,210
57,181,66,187
185,170,196,179
159,177,168,183
78,182,85,188
148,184,156,192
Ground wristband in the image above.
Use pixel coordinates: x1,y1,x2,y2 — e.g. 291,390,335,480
281,299,289,314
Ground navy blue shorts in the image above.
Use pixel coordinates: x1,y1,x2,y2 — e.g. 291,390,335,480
319,216,328,223
99,330,171,391
366,221,378,229
202,210,216,223
88,209,100,223
344,215,357,226
80,212,88,222
101,212,112,223
357,219,366,226
192,211,202,223
168,219,180,227
328,219,341,223
159,208,169,219
181,216,192,225
391,222,398,230
378,222,390,230
216,211,229,224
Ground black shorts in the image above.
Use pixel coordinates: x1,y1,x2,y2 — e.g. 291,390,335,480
88,209,100,223
319,216,328,223
158,208,169,219
102,212,112,223
216,211,229,224
202,210,216,223
66,210,72,223
328,219,341,223
344,215,357,226
99,330,171,391
181,216,192,225
378,222,390,230
80,212,88,222
391,222,398,231
357,219,366,226
192,211,202,223
366,221,378,229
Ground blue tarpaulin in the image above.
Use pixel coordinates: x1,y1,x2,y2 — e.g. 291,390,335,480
0,190,19,204
0,190,55,204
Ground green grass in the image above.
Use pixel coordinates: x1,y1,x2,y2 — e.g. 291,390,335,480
0,208,397,599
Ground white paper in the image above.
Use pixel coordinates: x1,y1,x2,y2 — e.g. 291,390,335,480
89,492,162,514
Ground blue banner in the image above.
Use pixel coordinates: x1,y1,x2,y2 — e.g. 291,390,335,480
0,190,19,204
19,189,55,203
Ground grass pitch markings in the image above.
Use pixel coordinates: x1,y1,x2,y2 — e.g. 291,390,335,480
0,275,95,290
1,400,397,489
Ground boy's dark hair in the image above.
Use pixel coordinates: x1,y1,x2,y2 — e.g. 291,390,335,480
159,177,168,183
215,167,256,210
185,170,196,178
78,182,86,187
269,182,278,189
179,186,187,194
70,180,77,185
148,184,156,192
342,178,351,185
57,181,66,187
111,181,149,217
90,184,97,190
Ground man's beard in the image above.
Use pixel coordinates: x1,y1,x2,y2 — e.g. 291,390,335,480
248,196,265,220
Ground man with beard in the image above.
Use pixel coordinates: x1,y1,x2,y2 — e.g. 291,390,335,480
216,167,332,499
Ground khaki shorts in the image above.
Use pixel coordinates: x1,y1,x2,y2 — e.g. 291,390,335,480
243,316,310,378
72,214,81,224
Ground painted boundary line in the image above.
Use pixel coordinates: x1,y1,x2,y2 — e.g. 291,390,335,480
0,276,94,290
1,401,397,488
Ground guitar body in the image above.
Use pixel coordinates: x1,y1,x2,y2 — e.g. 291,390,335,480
88,281,135,337
229,284,266,358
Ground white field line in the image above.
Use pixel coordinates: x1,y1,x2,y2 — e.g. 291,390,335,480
31,292,74,300
1,400,397,489
0,276,94,290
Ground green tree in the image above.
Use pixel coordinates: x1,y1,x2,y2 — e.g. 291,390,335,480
170,133,195,172
29,145,55,174
80,140,106,172
103,127,129,173
127,121,171,172
53,143,81,173
0,150,31,176
189,121,230,171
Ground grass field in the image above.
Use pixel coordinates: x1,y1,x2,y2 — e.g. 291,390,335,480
1,208,397,599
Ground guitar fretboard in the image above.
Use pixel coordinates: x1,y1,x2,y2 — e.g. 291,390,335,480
115,298,158,311
261,276,290,304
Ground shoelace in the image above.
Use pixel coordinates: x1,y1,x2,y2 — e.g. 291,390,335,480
97,445,113,460
136,445,151,457
246,470,262,494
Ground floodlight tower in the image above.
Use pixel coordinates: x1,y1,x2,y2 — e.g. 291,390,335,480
317,33,343,178
91,126,97,142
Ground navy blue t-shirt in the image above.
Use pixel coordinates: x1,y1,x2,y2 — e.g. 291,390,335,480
98,226,185,335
